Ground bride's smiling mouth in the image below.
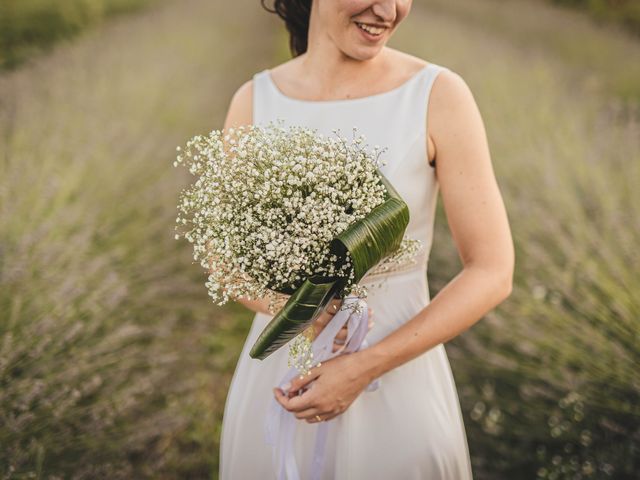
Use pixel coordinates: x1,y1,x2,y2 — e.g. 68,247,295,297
354,21,387,40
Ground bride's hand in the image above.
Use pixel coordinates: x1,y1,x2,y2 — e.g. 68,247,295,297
311,298,375,353
273,347,375,423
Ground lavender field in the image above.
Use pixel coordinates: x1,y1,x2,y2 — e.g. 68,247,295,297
1,0,638,478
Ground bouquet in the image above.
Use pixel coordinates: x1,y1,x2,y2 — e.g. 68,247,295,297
173,119,422,375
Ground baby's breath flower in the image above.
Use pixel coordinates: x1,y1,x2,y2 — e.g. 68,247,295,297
173,119,420,369
288,325,316,375
173,119,393,303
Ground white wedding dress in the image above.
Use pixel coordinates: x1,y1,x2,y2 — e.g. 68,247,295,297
219,61,474,479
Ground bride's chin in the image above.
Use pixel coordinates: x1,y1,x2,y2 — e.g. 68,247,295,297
348,34,386,53
344,45,383,61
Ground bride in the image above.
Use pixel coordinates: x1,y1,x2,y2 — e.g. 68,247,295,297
219,0,515,478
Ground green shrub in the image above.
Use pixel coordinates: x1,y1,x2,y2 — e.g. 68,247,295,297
549,0,640,35
0,0,163,69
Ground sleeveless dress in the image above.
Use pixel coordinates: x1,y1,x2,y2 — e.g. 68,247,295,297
219,62,474,480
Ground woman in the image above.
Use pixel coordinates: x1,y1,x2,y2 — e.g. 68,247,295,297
219,0,515,478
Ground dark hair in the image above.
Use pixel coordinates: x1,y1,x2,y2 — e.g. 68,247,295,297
260,0,312,57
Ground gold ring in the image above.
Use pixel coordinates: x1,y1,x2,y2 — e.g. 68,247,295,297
315,415,322,422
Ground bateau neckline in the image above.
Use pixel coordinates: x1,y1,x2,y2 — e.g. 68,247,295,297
264,63,432,104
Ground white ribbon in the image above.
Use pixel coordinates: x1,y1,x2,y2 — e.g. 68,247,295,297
264,295,381,480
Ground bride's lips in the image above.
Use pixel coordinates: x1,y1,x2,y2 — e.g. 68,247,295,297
354,21,386,42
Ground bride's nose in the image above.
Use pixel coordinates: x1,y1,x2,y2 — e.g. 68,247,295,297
370,0,397,24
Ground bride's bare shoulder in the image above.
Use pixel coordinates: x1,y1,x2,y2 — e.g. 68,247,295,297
223,76,255,129
224,60,298,129
429,65,477,130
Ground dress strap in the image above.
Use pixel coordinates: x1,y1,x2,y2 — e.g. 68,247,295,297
415,63,449,168
252,69,275,126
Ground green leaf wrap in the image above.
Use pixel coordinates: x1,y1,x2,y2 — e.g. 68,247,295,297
249,171,410,360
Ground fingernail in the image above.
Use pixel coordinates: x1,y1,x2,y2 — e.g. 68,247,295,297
282,381,291,390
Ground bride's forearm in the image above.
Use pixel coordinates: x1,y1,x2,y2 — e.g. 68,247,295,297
359,265,512,382
209,258,275,315
236,295,272,315
211,274,272,315
233,289,290,316
208,248,271,315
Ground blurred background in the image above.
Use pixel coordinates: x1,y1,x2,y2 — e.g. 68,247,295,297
0,0,638,478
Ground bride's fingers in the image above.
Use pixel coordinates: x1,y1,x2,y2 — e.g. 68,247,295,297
320,411,340,422
326,298,342,315
312,310,331,331
332,338,345,353
312,298,343,332
331,307,375,351
331,324,348,352
294,406,322,422
298,403,341,422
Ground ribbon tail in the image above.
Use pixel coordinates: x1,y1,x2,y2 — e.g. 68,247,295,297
309,421,330,480
265,295,380,479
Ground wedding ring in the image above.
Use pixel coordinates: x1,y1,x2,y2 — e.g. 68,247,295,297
325,302,338,315
334,338,346,345
315,415,323,422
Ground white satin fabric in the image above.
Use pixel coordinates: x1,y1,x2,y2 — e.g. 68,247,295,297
219,61,474,479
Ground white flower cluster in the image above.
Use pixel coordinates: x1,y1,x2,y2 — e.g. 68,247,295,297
173,119,390,306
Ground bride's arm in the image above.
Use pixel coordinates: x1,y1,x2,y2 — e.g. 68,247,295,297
205,249,278,315
234,295,273,315
217,77,272,316
360,70,514,382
